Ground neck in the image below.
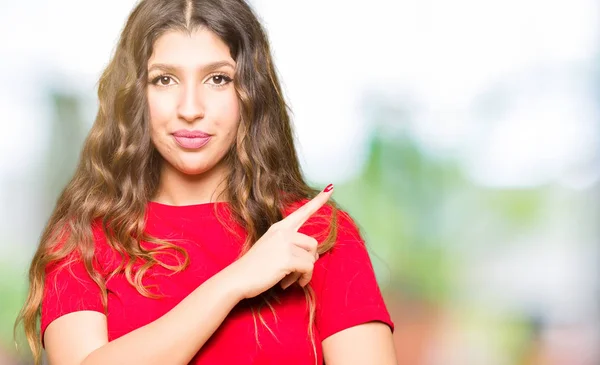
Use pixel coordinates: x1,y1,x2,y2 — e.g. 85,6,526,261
152,158,230,206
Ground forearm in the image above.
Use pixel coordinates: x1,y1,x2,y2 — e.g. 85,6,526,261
81,266,243,365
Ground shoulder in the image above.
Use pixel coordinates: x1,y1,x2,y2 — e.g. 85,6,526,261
45,219,116,275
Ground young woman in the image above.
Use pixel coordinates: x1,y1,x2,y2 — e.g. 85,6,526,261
16,0,397,364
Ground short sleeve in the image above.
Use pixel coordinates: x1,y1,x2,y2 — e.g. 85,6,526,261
312,211,394,340
40,250,105,345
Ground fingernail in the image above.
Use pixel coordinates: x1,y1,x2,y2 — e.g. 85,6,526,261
323,184,334,193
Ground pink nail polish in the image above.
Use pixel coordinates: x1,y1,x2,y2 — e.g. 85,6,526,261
323,184,334,193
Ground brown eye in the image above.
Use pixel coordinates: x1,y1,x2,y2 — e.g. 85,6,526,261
207,74,233,87
150,75,175,86
158,76,172,85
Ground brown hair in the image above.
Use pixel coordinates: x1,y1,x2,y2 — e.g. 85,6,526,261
15,0,339,363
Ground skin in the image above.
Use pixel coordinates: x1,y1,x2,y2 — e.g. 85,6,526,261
44,27,398,365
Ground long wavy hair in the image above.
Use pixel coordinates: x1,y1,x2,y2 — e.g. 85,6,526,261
15,0,339,363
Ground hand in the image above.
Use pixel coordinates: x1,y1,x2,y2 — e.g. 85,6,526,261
228,184,334,299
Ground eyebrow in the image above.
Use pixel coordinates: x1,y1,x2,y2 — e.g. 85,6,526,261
147,60,235,74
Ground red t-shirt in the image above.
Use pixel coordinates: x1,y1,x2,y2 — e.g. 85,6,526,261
41,201,394,364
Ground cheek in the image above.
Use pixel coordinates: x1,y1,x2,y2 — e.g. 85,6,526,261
147,91,175,131
214,93,240,134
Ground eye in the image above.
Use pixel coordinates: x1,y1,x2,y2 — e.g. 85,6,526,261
207,74,233,87
150,75,176,86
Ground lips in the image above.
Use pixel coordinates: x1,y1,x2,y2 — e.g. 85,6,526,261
172,130,212,149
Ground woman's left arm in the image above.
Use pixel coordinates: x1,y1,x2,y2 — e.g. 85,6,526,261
322,322,397,365
300,207,397,364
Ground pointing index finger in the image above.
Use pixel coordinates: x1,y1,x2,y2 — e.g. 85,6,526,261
284,184,334,231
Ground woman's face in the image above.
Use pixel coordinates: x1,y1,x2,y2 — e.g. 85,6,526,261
147,27,240,176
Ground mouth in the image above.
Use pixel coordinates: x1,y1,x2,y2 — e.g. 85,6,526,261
172,130,212,149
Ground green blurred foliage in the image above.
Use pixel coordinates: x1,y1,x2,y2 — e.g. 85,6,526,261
0,264,27,347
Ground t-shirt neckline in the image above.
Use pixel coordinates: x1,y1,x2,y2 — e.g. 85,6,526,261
147,200,230,216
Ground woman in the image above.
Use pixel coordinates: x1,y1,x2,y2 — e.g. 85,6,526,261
16,0,397,364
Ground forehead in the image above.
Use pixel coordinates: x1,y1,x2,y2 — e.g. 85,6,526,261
148,28,234,67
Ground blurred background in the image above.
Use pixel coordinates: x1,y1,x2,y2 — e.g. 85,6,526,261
1,0,599,364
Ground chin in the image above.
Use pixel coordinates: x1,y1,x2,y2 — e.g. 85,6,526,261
163,150,228,176
176,163,212,176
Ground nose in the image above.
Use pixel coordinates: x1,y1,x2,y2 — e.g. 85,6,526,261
177,82,205,123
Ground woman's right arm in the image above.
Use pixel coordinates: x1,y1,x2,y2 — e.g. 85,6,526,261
44,188,333,365
45,263,244,365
